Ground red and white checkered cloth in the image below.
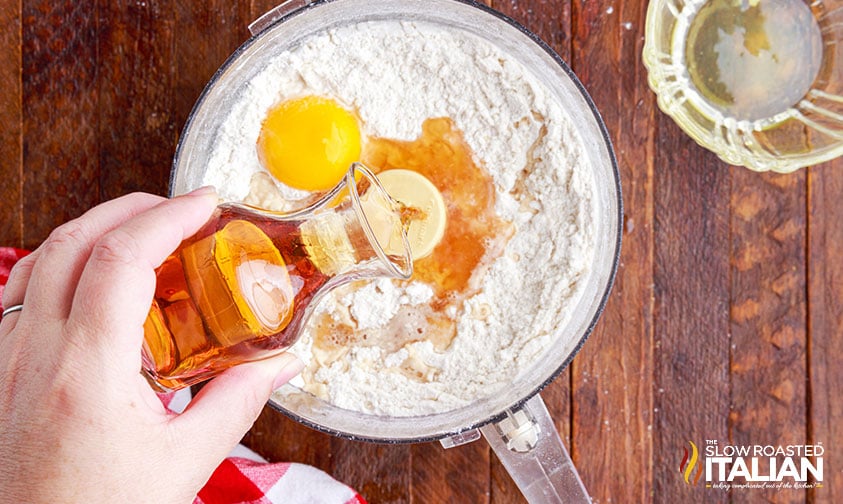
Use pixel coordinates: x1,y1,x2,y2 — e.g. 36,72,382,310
0,247,29,303
1,248,366,504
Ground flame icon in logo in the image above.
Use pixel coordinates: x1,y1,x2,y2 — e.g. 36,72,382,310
679,441,703,485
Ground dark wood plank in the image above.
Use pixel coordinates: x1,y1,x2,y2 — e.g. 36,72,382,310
543,379,572,453
412,440,490,503
493,0,571,61
489,2,572,502
652,124,730,501
0,4,23,247
241,407,332,471
97,0,176,200
173,2,251,138
730,169,808,504
21,0,99,248
808,159,843,502
331,440,411,504
569,0,655,501
249,0,286,28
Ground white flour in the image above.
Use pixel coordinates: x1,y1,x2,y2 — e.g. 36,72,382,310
203,20,596,416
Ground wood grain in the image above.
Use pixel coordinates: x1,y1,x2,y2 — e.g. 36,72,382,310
570,0,655,501
412,440,491,503
0,3,22,247
242,407,333,471
250,0,287,25
97,0,175,200
808,159,843,503
729,169,808,504
21,0,99,248
173,2,251,141
652,117,730,501
6,1,842,503
494,0,571,61
333,441,412,504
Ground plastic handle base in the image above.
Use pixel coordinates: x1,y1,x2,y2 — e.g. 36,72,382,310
440,429,482,448
479,394,591,503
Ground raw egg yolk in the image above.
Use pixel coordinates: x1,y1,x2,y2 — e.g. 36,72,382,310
257,95,362,191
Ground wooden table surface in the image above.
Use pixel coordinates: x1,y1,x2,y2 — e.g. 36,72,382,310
2,1,841,503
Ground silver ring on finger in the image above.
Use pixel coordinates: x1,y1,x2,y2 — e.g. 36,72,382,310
1,304,24,320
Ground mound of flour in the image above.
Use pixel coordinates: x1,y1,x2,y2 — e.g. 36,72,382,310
203,20,596,416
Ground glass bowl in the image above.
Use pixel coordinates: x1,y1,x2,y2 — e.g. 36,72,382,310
643,0,843,172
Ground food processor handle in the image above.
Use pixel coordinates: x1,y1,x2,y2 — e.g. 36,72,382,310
479,394,591,503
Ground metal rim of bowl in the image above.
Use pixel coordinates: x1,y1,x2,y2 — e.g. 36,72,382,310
169,0,623,444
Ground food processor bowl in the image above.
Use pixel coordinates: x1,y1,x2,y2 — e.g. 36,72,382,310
170,1,622,501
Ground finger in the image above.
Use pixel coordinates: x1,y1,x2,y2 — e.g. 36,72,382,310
68,188,218,358
2,249,39,308
0,305,24,335
170,353,304,472
24,193,167,320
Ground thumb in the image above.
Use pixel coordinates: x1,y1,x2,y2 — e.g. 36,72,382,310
170,352,304,470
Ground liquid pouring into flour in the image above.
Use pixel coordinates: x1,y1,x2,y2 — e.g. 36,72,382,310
307,117,513,374
203,20,596,416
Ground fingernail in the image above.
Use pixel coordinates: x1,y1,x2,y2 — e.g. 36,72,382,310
186,185,217,197
272,354,306,390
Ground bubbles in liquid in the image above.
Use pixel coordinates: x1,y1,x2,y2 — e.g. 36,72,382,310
684,0,823,121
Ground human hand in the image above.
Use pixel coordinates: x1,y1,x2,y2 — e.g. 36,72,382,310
0,190,304,503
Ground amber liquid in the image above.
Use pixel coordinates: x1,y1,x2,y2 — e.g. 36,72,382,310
310,118,511,364
142,204,332,391
364,117,510,303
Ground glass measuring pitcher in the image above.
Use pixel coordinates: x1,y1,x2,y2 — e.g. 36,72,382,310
141,163,413,392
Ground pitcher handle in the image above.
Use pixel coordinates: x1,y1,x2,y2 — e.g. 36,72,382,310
478,394,591,503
